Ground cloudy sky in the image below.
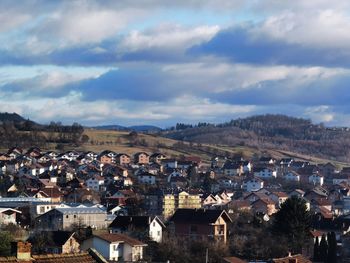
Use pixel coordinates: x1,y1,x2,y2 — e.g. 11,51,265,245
1,0,350,127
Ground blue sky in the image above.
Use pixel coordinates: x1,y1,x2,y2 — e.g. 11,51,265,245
1,0,350,127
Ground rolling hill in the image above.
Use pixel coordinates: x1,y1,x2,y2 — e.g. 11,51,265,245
162,114,350,163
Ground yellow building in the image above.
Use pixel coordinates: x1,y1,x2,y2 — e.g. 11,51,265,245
162,191,201,219
163,194,176,219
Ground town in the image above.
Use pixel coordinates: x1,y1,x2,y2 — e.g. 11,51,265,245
0,144,348,263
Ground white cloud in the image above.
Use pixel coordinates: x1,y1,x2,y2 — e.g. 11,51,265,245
119,24,220,52
258,9,350,49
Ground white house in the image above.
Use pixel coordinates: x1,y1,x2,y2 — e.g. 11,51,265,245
254,167,277,179
243,178,264,192
285,171,301,182
86,175,105,191
242,161,253,173
81,233,147,262
0,208,21,225
309,173,324,186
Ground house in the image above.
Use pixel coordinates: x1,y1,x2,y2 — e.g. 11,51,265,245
269,192,289,207
222,162,243,176
81,233,147,262
259,157,276,165
137,172,156,185
217,176,235,189
98,154,113,165
161,159,178,169
284,171,301,182
169,208,232,243
0,208,21,225
29,231,80,254
134,152,149,165
85,175,105,191
289,189,305,198
309,173,324,186
243,192,269,204
228,200,251,212
240,161,252,173
35,206,107,230
0,241,105,263
253,167,277,179
116,153,131,166
251,198,277,215
243,178,264,192
109,216,166,242
320,162,337,177
150,153,167,164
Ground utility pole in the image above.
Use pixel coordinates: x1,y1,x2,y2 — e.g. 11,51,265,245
205,248,209,263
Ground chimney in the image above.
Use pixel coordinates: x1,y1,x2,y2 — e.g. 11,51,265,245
12,241,32,261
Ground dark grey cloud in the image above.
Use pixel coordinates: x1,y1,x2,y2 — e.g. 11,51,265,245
212,74,350,106
188,26,350,68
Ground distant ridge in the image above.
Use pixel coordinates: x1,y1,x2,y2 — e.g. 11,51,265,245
0,112,28,123
93,124,162,133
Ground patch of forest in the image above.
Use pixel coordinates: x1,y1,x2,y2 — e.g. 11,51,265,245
163,114,350,162
0,112,85,149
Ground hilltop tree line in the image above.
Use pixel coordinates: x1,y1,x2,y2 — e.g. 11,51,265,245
165,114,350,162
0,120,85,149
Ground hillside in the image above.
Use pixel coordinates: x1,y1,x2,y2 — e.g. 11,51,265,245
93,124,162,132
0,112,27,123
163,114,350,162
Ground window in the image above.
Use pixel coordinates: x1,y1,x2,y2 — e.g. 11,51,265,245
66,215,69,219
153,222,155,227
190,225,198,234
157,231,160,236
74,215,77,219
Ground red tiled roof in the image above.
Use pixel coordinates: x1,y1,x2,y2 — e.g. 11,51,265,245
272,191,288,198
0,253,98,263
33,253,97,263
223,257,247,263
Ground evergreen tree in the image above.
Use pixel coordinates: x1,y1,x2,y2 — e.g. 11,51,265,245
313,236,320,262
0,231,13,256
272,196,312,253
319,234,328,263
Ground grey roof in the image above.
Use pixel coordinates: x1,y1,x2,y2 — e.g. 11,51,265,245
0,197,51,203
55,207,106,215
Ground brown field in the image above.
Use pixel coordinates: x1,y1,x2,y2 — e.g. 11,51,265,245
2,128,348,167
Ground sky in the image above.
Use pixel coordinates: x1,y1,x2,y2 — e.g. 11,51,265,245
1,0,350,127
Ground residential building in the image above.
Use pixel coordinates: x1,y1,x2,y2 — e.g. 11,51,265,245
162,191,201,219
81,233,147,262
134,152,149,165
253,167,277,179
35,206,107,230
285,171,301,182
109,216,165,242
309,173,324,186
243,178,264,192
0,208,21,225
29,231,80,254
169,209,232,243
1,241,106,263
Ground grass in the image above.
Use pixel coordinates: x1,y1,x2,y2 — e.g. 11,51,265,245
1,128,348,167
